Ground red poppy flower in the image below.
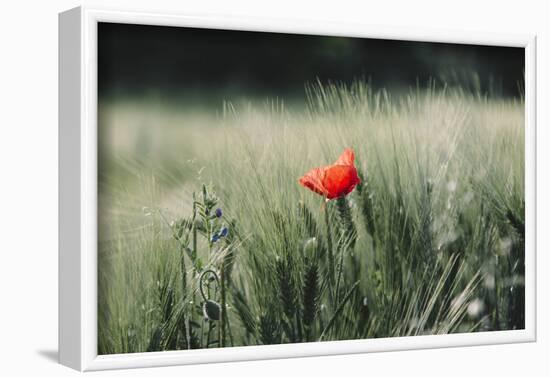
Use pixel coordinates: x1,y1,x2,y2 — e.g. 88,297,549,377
299,148,361,200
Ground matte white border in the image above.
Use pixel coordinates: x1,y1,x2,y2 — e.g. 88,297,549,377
59,6,537,371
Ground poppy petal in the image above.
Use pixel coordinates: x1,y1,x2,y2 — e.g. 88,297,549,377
334,148,355,166
298,148,360,200
322,165,360,199
299,167,328,196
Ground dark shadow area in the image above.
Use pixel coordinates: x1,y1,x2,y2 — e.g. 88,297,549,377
36,349,58,363
99,22,524,100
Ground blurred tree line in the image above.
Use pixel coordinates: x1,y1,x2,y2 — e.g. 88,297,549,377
99,22,524,100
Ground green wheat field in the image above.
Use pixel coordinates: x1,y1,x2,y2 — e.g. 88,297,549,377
98,81,525,354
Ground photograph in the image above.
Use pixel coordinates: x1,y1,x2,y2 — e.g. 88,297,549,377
97,22,525,355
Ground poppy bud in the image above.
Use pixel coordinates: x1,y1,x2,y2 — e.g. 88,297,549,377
202,299,221,321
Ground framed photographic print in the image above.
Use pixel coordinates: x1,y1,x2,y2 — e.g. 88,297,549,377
59,6,536,371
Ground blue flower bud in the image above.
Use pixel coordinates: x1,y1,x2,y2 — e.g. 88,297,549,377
215,208,222,218
211,233,220,243
220,226,228,238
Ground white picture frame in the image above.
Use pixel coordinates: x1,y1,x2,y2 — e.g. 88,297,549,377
59,5,537,371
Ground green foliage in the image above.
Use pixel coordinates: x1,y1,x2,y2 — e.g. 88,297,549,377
98,81,525,354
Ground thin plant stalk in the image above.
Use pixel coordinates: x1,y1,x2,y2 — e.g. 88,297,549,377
319,280,360,341
220,263,227,347
323,201,335,303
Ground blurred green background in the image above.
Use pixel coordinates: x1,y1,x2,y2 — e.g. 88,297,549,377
98,22,524,102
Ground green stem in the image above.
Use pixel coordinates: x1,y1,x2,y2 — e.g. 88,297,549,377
185,316,191,350
199,269,220,301
191,198,199,345
200,317,205,348
220,263,227,347
206,321,212,348
334,247,345,304
227,314,234,347
324,202,335,302
180,248,187,296
319,280,360,341
192,198,198,263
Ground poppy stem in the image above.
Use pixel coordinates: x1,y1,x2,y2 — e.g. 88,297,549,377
323,200,335,303
199,269,220,302
206,321,212,348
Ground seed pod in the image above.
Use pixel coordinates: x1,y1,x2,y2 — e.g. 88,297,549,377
202,299,221,321
297,201,318,237
336,196,357,250
302,261,319,330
